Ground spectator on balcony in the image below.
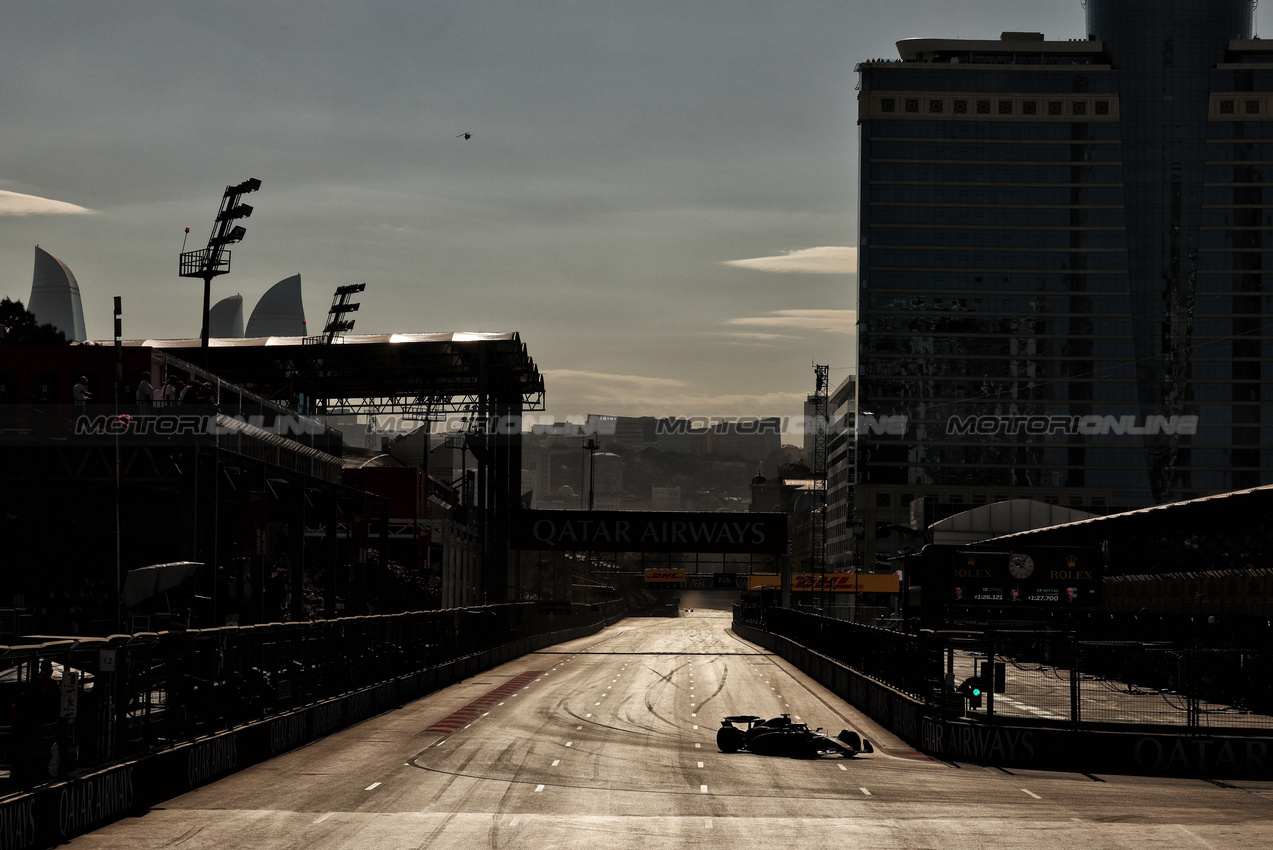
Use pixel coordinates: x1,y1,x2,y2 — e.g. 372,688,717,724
135,372,153,412
72,376,92,407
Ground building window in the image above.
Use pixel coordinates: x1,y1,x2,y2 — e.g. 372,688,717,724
949,494,964,505
1095,99,1110,115
1022,100,1038,115
880,97,896,113
929,98,944,113
1246,99,1261,115
998,99,1013,115
954,99,969,114
1220,99,1236,115
976,99,991,115
905,98,920,114
1072,100,1088,116
877,493,892,507
1048,100,1064,116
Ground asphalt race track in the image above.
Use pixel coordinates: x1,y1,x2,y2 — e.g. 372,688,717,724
64,612,1273,849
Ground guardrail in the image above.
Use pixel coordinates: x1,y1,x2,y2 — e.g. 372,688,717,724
1,600,624,793
735,604,1273,733
733,604,1273,777
737,604,929,700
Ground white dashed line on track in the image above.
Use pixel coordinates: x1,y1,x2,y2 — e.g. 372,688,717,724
365,782,381,791
1022,789,1041,799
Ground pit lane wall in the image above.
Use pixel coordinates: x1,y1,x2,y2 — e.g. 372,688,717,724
731,620,1273,779
0,618,615,850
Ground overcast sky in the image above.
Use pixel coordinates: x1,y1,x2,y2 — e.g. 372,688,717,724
4,1,1261,430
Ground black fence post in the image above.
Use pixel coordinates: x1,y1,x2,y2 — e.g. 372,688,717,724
1070,634,1081,731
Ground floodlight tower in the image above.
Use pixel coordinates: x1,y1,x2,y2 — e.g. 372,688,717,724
180,178,262,348
322,283,366,344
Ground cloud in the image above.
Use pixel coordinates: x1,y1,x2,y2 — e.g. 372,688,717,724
720,331,802,342
723,246,857,274
0,190,93,216
727,309,856,334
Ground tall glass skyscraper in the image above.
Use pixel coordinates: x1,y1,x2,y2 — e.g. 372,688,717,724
855,1,1271,563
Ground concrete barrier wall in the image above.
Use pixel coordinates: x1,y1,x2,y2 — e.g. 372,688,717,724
0,619,608,850
732,621,1273,779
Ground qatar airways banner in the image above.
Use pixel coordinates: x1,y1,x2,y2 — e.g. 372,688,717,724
511,510,788,554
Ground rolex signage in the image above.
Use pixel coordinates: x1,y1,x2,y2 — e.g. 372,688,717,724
950,547,1102,606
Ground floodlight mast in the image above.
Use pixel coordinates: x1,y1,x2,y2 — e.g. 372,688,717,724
180,178,262,348
322,282,366,344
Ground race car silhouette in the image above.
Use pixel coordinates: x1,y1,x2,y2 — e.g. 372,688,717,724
716,713,873,759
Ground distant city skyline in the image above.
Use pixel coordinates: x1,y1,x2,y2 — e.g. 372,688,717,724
5,2,1268,425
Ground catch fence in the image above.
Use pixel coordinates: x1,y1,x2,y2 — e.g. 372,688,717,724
1,600,622,791
735,606,1273,733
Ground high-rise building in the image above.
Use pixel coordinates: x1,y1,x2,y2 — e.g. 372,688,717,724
855,1,1272,565
825,374,857,570
28,246,86,341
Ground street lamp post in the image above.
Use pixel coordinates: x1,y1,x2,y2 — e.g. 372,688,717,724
583,438,599,510
851,520,866,624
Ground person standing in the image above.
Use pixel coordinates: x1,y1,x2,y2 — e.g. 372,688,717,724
136,372,154,412
72,376,92,407
162,376,181,408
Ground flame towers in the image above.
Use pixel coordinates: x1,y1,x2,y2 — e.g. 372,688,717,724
28,246,86,341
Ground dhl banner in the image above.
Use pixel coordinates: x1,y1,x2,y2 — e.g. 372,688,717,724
747,574,900,593
644,569,686,583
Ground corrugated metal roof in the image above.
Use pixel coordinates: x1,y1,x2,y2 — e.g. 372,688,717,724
118,332,523,347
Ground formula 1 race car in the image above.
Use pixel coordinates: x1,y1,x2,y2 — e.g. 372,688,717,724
716,714,874,759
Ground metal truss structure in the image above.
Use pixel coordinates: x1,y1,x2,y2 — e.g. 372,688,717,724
127,332,546,418
143,331,544,602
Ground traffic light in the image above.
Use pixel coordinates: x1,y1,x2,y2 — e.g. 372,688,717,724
958,676,990,710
